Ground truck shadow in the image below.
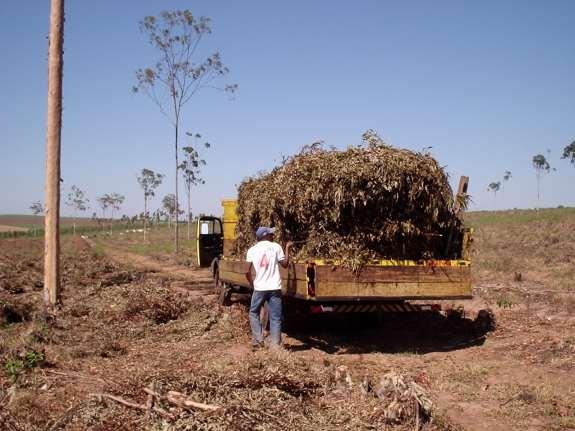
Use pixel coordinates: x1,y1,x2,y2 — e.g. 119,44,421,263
284,311,494,355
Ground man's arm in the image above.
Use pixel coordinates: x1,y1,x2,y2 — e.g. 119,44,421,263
245,262,254,288
279,242,292,268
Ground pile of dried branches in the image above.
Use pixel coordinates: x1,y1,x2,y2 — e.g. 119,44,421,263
85,358,444,430
233,130,464,270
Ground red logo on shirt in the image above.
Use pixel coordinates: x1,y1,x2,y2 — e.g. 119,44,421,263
259,254,269,269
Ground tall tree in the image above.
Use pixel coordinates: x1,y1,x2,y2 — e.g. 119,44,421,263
532,154,551,208
162,194,183,229
134,9,236,253
65,185,89,236
30,201,45,237
137,169,163,242
562,141,575,165
487,182,501,198
44,0,65,307
500,170,512,204
30,201,45,216
106,193,125,234
179,132,210,239
96,195,110,232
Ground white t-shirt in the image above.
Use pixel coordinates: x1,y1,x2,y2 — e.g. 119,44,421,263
246,240,285,291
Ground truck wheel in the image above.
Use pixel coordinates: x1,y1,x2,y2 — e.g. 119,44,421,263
213,271,222,296
218,283,232,306
282,297,307,330
211,258,220,296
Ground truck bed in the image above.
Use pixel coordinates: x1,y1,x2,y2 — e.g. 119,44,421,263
218,258,472,302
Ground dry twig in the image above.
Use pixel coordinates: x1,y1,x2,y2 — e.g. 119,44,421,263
143,387,220,411
90,393,174,420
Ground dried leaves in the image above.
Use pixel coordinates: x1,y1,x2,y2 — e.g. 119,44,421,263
233,131,463,270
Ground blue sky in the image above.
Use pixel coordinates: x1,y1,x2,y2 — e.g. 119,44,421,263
1,0,574,217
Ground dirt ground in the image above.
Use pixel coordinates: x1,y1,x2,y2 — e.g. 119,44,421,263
1,210,574,430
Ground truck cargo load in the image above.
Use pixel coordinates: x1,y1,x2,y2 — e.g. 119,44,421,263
232,130,467,273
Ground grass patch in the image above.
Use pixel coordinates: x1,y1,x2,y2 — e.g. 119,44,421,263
466,207,575,228
3,349,46,383
496,295,514,309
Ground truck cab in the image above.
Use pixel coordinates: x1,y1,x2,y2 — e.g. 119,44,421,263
195,216,223,267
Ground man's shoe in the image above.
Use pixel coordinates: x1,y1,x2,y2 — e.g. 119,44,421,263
269,344,289,354
251,342,264,352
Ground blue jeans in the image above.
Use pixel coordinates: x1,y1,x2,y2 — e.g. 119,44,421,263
249,290,282,346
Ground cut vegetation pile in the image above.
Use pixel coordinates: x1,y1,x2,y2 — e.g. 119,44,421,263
233,131,464,269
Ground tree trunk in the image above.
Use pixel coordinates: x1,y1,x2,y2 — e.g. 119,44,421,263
187,186,191,240
536,173,540,210
43,0,65,307
143,196,147,243
174,121,179,253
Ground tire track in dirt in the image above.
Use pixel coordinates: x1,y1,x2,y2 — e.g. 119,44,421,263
81,236,215,299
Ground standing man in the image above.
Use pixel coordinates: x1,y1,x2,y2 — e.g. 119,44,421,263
245,226,291,350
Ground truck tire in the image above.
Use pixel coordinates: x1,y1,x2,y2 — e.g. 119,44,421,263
282,297,307,330
217,283,232,306
211,258,220,296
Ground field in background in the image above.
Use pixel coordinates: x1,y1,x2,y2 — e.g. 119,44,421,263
0,215,98,231
466,207,575,302
466,206,575,226
90,223,199,267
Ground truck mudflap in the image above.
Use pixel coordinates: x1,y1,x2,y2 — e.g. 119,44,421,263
309,303,442,313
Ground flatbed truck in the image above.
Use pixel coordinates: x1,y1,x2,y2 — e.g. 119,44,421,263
195,177,472,315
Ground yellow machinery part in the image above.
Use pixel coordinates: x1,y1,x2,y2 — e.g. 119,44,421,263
222,199,238,242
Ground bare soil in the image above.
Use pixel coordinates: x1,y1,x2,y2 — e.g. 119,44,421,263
1,210,574,430
0,225,28,233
